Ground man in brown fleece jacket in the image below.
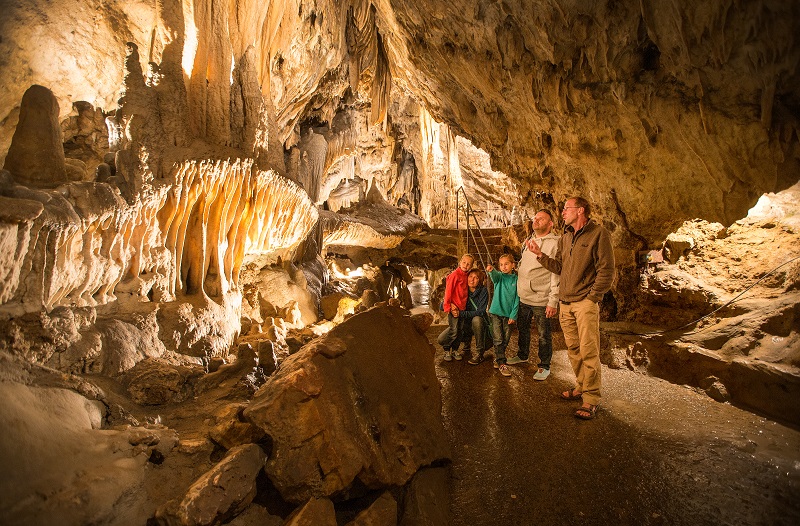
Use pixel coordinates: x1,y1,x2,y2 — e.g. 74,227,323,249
526,196,615,420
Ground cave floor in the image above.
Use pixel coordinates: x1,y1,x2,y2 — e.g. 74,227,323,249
425,323,800,526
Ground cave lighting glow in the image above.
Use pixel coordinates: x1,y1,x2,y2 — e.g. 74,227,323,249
330,263,365,279
182,16,198,77
747,192,778,220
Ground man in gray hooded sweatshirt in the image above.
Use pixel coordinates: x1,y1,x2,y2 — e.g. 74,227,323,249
508,209,560,381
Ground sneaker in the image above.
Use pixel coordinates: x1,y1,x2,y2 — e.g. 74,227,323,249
493,361,500,369
498,364,512,377
454,350,464,361
533,368,551,381
467,355,483,365
506,356,527,365
443,350,453,361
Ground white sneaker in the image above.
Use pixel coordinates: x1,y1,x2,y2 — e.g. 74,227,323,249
506,356,526,365
454,350,464,361
443,350,453,361
533,368,551,381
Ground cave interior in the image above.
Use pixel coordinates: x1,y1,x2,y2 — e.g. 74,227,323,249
0,0,798,524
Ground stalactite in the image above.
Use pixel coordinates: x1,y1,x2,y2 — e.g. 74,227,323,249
418,107,461,227
0,159,316,315
163,158,317,296
346,1,391,127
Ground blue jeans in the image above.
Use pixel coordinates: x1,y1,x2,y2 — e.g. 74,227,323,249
517,303,553,369
437,312,462,350
489,313,512,364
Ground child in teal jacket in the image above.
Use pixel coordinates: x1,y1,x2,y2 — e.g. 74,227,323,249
486,254,520,377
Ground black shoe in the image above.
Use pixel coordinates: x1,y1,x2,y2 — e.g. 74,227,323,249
467,354,483,365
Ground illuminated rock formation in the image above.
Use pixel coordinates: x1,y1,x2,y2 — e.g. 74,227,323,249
3,85,67,188
0,159,315,316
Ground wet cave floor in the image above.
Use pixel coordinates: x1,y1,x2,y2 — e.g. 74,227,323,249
423,322,800,526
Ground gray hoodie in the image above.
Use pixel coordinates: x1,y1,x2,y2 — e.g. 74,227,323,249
517,232,560,308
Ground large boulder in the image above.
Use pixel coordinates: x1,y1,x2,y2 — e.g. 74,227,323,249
243,305,450,503
153,443,266,526
345,491,397,526
398,467,451,526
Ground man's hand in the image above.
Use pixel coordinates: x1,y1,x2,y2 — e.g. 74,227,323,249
526,238,542,257
545,306,557,318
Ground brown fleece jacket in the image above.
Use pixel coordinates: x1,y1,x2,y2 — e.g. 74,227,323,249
537,219,615,303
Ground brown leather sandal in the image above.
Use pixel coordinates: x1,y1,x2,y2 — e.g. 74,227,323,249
575,404,598,420
560,388,582,400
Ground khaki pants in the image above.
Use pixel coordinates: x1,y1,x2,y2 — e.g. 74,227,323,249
559,298,601,405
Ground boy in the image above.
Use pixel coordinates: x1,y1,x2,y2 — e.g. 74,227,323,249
437,253,474,361
486,254,520,377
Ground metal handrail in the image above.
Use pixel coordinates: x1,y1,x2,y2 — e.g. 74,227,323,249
454,187,493,270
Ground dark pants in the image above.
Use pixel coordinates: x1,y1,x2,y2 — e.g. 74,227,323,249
459,315,488,356
517,302,553,369
489,313,512,364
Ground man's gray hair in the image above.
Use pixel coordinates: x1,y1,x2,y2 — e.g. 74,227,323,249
570,197,591,217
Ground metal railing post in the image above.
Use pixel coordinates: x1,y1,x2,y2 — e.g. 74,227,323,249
455,190,459,230
455,187,493,271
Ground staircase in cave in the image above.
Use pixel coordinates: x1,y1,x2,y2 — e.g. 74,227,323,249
450,186,529,269
456,225,527,269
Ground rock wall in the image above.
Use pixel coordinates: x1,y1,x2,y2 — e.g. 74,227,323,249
372,0,800,244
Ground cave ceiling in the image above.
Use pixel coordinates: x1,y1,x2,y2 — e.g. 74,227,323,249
0,0,798,246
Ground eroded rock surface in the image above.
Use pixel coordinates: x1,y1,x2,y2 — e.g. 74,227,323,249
153,443,267,526
609,183,800,423
244,306,450,503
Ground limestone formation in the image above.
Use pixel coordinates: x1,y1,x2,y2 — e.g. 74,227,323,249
209,403,266,450
122,358,204,406
398,467,451,526
283,498,337,526
607,183,800,423
226,505,282,526
0,353,182,525
345,491,398,526
3,85,66,188
320,192,428,251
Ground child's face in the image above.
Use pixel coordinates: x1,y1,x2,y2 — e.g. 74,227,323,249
459,256,474,273
498,257,515,274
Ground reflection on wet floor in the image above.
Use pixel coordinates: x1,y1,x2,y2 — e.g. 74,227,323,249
426,324,800,525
